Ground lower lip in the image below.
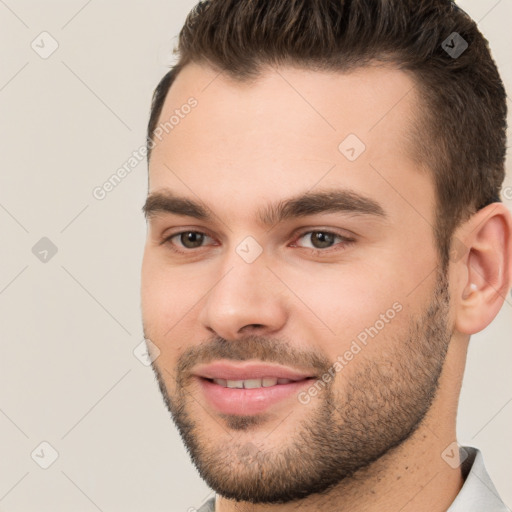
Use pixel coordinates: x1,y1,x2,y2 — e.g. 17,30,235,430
197,377,314,415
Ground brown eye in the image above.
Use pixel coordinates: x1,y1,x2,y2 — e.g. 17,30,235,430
291,229,355,254
162,230,218,255
179,231,206,249
309,232,337,249
297,231,340,249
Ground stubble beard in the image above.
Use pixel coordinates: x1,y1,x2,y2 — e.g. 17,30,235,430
146,270,452,504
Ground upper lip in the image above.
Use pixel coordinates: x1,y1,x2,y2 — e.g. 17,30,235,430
192,361,315,381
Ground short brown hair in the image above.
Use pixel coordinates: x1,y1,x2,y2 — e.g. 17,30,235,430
147,0,507,267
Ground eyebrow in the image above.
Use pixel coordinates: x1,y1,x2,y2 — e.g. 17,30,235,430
142,188,386,226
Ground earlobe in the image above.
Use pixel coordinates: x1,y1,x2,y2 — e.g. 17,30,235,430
454,203,512,335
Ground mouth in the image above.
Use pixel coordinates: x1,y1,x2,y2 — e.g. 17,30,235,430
192,361,317,416
192,360,316,381
203,376,310,388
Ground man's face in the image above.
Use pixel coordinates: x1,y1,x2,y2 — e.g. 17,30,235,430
141,63,454,503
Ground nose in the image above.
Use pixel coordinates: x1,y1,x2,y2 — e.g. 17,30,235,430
197,253,288,340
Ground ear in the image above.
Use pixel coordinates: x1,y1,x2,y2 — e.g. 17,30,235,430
453,203,512,335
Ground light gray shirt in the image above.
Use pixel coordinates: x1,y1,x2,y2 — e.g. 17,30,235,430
448,447,508,511
197,446,508,511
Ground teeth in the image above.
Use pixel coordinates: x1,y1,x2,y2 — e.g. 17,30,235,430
244,379,263,389
212,377,296,389
226,380,244,388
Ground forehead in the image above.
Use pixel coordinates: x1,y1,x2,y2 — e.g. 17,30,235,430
148,62,432,222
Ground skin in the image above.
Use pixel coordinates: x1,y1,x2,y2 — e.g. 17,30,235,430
141,62,512,511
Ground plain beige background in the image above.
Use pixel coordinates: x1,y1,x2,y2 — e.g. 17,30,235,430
0,1,510,511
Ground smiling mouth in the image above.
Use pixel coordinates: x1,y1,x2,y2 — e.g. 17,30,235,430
196,373,317,416
202,377,314,389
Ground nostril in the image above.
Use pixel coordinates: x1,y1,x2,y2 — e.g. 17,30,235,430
240,323,265,333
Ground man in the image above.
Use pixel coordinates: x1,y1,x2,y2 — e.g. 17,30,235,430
141,0,511,510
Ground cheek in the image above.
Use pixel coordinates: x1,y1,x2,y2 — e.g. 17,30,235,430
141,252,210,339
283,262,407,346
141,265,191,375
141,253,182,336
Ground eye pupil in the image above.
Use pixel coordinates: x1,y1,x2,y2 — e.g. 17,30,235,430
312,232,335,249
181,231,204,248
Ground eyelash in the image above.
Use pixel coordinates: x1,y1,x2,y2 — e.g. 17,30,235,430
160,229,355,255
